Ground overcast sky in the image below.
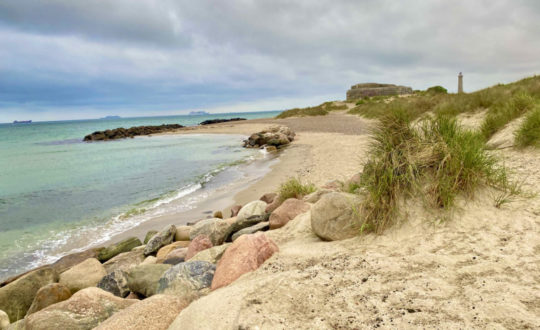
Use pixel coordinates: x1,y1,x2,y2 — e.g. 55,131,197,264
0,0,539,122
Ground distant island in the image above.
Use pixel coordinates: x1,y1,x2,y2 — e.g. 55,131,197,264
189,111,210,116
100,116,121,120
13,120,32,124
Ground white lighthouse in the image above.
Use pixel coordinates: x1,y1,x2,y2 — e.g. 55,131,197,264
458,72,464,93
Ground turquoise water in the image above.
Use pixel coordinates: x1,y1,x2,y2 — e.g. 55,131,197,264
0,111,280,280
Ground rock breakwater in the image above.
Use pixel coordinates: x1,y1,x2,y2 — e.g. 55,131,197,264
83,124,184,141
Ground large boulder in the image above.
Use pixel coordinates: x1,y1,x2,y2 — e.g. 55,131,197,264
157,261,216,303
174,226,191,241
59,258,107,294
236,200,267,222
310,192,363,241
126,264,171,297
265,198,282,213
223,214,269,242
97,237,142,262
269,198,311,229
231,222,270,241
156,241,190,263
185,235,213,261
189,244,230,264
25,287,135,330
94,294,188,330
303,189,332,204
102,249,145,274
0,310,9,330
51,248,102,275
163,248,188,265
0,266,57,322
243,126,295,148
189,218,230,246
230,205,242,217
97,270,130,298
143,230,157,244
211,233,278,290
259,192,277,204
144,225,176,256
26,283,72,316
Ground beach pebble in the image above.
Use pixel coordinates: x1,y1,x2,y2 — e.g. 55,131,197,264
230,205,242,217
0,310,9,330
94,294,188,330
127,264,172,297
97,237,142,262
0,266,57,323
213,211,223,219
185,235,213,261
24,287,135,330
236,200,267,222
97,270,130,298
188,244,230,264
144,225,176,256
174,226,191,241
157,261,216,303
59,258,107,294
231,221,270,241
259,192,278,204
189,218,230,246
144,230,158,244
26,283,72,316
311,192,363,241
211,233,278,290
156,241,190,263
269,198,311,230
103,249,146,274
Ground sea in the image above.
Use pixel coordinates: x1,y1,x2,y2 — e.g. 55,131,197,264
0,111,280,281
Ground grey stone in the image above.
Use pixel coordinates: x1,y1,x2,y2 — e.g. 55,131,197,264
157,261,215,303
102,248,145,274
127,264,171,297
144,225,176,256
97,270,130,298
189,218,230,246
311,192,363,241
189,244,231,264
59,258,107,294
223,214,269,242
97,237,142,262
231,221,270,241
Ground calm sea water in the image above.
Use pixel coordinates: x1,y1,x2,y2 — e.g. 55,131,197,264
0,111,280,280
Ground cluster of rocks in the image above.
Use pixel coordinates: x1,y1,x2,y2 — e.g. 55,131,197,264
198,118,246,125
0,135,364,330
83,124,185,141
243,125,295,150
346,83,413,101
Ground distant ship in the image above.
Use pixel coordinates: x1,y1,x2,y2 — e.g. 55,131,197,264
189,111,210,116
13,120,32,124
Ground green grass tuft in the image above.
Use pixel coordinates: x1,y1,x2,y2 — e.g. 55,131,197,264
278,177,316,201
358,108,514,234
515,105,540,147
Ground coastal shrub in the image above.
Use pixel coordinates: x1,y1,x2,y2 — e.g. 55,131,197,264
515,106,540,147
358,108,514,234
278,177,316,201
480,92,537,139
276,101,346,119
426,86,447,94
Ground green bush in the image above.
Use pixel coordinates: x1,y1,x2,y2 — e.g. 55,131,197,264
515,106,540,147
480,92,537,139
426,86,447,94
278,177,316,201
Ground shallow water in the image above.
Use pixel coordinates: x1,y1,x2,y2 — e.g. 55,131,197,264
0,111,279,280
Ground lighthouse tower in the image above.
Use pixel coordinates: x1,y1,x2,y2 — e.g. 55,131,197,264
458,72,464,93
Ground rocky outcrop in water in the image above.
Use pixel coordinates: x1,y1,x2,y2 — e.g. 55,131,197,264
199,118,246,125
346,83,413,100
83,124,184,141
243,125,295,149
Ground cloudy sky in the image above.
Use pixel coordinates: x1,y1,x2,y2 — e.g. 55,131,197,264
0,0,539,122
